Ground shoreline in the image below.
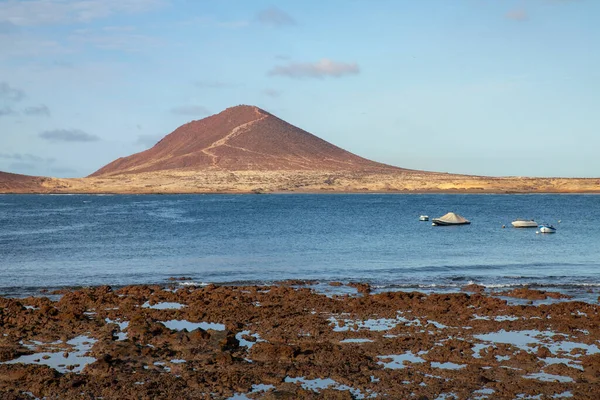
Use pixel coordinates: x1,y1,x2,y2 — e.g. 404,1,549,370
3,189,600,195
1,282,599,399
3,279,600,304
2,170,599,195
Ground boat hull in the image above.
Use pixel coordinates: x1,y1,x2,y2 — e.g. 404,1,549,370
432,220,471,226
539,226,556,233
511,220,538,228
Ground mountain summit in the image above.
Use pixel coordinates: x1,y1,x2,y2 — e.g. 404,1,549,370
90,105,402,176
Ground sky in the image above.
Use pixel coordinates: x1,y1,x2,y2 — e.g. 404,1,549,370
0,0,599,178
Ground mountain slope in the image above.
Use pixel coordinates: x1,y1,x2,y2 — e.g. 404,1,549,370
0,171,48,192
90,105,404,177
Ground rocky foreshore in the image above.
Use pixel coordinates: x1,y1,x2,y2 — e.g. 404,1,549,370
1,283,599,399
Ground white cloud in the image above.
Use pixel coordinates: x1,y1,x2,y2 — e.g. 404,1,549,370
0,0,167,26
268,59,360,79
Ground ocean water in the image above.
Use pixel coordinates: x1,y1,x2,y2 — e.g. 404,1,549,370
1,194,599,299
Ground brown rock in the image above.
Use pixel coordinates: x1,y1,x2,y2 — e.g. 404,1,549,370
462,284,485,293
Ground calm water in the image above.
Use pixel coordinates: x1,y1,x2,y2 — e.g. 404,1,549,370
1,194,599,299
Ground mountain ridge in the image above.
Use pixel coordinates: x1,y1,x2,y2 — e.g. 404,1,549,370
90,105,404,177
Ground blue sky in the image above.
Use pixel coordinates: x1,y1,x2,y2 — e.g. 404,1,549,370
0,0,598,178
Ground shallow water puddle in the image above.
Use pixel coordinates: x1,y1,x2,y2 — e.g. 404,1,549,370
542,357,583,371
153,361,171,372
435,393,458,400
142,301,186,310
472,388,495,400
105,318,129,341
474,329,600,356
235,330,265,349
284,377,368,398
2,336,97,374
329,312,419,332
427,320,448,329
340,338,374,343
329,316,398,332
431,361,467,370
554,392,574,398
227,384,276,399
494,315,519,322
523,372,574,383
472,315,519,322
161,320,226,331
378,352,426,369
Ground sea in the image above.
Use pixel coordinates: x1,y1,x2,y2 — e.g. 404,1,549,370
1,194,599,301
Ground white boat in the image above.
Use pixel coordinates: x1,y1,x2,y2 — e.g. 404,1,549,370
419,215,429,221
511,219,537,228
432,212,470,226
539,224,556,234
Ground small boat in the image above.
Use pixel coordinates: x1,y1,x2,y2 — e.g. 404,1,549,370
538,224,557,234
432,212,470,226
511,219,538,228
419,215,429,221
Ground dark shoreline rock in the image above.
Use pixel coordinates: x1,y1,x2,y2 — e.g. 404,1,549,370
1,283,599,399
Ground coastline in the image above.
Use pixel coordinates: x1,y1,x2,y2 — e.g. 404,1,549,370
1,282,599,399
2,170,600,194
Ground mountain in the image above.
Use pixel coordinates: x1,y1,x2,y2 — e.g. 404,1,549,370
90,105,404,177
0,171,47,192
2,105,597,194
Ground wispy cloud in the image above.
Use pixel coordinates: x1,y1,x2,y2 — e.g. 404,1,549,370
0,152,56,172
24,104,51,116
50,166,77,174
182,16,249,30
0,153,55,163
263,89,282,98
69,27,164,52
195,81,237,89
170,105,210,116
0,106,16,116
0,82,25,102
39,129,100,142
506,9,529,21
0,20,17,35
0,34,68,59
257,6,296,27
135,134,163,147
0,0,167,26
0,156,75,176
268,59,360,79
